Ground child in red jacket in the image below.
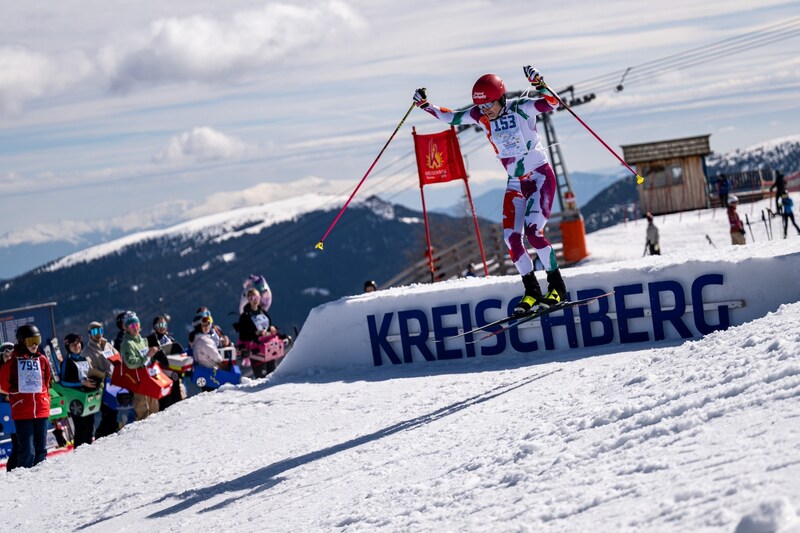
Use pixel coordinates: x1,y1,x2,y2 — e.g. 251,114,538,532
0,323,52,469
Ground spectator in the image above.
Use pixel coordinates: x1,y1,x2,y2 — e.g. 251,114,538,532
190,314,230,392
81,321,120,438
727,195,746,246
717,173,730,208
112,311,129,352
238,288,282,379
0,341,19,470
770,170,786,214
146,315,184,411
645,212,661,255
364,280,378,293
0,324,51,469
1,342,12,363
60,333,100,448
780,192,800,238
119,312,159,421
190,307,231,348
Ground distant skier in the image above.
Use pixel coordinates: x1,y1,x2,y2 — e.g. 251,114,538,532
780,192,800,238
716,173,730,208
413,66,567,316
645,212,660,255
727,195,746,246
770,170,786,214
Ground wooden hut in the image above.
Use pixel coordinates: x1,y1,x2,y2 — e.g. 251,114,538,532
621,135,711,215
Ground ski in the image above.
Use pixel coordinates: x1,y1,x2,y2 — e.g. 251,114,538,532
467,291,615,344
436,311,523,343
438,291,614,344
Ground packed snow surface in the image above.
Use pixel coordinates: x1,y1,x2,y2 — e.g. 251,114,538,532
3,199,800,532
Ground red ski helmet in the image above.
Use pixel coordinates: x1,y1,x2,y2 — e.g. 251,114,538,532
472,74,506,105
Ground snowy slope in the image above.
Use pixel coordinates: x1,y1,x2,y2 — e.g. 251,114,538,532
2,203,800,533
41,192,347,272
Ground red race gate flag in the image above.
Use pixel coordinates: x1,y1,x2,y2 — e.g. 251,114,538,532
413,127,467,187
412,126,488,280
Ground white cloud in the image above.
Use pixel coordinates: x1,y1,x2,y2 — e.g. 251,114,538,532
105,1,365,91
0,46,94,114
184,177,345,218
0,1,366,113
153,127,254,164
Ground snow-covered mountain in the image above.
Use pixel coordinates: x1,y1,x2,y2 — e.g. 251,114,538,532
2,200,799,532
0,193,491,336
706,134,800,174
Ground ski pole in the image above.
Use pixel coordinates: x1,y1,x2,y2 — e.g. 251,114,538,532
643,240,649,257
761,210,771,240
315,102,416,250
705,234,717,249
543,83,644,185
745,214,755,242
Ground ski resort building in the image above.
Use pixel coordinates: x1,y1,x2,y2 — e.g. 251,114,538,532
622,135,713,215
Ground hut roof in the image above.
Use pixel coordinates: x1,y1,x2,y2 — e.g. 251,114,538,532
621,135,711,164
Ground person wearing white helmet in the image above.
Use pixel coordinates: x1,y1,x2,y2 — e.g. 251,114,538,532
413,66,568,316
727,195,746,246
1,341,13,363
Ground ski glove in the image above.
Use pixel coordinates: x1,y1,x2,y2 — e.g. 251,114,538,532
413,87,429,108
523,65,547,93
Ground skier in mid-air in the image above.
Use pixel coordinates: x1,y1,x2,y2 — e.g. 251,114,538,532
413,66,567,316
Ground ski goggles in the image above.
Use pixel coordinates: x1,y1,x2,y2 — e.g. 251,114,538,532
198,310,211,318
1,346,13,354
478,101,496,111
89,326,104,336
24,335,42,347
154,322,168,329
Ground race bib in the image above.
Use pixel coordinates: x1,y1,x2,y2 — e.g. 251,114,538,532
75,360,90,381
102,347,115,359
147,366,159,377
17,358,43,393
139,347,149,357
252,314,271,332
491,114,527,158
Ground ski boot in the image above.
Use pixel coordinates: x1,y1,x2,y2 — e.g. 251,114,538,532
514,271,543,316
541,268,567,307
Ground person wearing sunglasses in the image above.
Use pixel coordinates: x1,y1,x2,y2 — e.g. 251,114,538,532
190,312,230,391
81,321,121,438
1,341,13,364
237,287,282,379
0,323,52,468
191,307,232,349
413,66,568,316
119,311,159,421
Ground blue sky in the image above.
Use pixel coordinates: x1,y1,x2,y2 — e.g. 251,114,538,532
0,0,798,277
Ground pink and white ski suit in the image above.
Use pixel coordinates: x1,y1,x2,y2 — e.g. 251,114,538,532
421,95,560,275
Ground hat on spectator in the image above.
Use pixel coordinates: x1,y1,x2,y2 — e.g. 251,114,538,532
192,314,213,327
123,311,140,327
88,321,103,329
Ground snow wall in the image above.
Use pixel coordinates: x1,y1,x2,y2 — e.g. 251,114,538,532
276,243,800,378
